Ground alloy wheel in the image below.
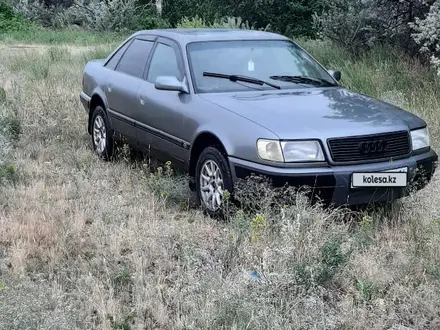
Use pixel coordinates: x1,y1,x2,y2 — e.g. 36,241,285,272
93,115,106,155
199,159,225,211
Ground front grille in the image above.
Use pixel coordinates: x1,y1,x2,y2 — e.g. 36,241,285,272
328,131,411,163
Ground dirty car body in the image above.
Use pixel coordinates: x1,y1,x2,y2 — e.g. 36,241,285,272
80,28,438,213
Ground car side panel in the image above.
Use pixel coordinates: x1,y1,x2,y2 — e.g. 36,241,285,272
89,86,114,130
136,82,192,165
105,70,140,143
82,60,115,129
134,37,191,167
82,60,108,104
185,96,279,163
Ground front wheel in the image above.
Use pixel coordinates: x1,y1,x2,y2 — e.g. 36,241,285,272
91,106,114,160
195,146,233,217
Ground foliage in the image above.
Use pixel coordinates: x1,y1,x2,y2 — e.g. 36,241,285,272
211,16,270,30
161,0,226,27
13,0,170,32
0,0,34,33
177,15,269,30
230,0,327,37
411,1,440,76
11,0,327,37
0,162,19,185
250,213,267,243
0,87,6,104
0,102,21,186
7,0,440,60
55,0,168,31
13,0,61,27
164,0,327,37
313,0,432,54
176,15,210,29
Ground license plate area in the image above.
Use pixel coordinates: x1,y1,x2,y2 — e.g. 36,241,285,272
351,167,408,188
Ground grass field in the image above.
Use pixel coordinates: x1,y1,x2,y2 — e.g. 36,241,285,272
1,34,440,329
0,25,127,45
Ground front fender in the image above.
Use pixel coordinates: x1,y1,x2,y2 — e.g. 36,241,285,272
191,121,279,164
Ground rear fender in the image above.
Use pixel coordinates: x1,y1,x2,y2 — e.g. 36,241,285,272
88,87,111,134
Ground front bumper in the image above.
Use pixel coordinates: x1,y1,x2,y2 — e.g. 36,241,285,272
229,149,438,206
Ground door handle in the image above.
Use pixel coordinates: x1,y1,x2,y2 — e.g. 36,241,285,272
139,96,146,106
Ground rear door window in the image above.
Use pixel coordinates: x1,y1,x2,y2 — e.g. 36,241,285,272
116,39,154,78
104,40,131,70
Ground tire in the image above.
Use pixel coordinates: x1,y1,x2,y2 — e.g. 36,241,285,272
91,106,114,160
195,146,233,217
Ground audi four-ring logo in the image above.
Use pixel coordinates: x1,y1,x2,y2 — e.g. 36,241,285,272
359,140,388,154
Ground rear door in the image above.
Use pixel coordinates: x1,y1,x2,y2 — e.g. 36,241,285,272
135,37,191,167
105,36,156,144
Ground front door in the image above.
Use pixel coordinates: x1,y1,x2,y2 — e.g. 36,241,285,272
105,37,155,144
135,38,192,168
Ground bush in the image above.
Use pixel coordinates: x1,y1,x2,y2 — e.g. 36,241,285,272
161,0,226,28
411,1,440,76
231,0,327,37
0,109,21,144
0,107,20,186
177,15,268,30
211,16,270,30
13,0,170,32
313,0,431,54
13,0,61,27
0,87,6,104
176,15,209,29
0,0,34,33
163,0,327,37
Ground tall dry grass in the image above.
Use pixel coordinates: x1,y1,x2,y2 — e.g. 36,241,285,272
0,41,440,330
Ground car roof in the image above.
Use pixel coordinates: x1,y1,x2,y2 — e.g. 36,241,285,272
131,28,290,44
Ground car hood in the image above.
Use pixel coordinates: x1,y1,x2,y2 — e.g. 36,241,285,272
199,87,425,140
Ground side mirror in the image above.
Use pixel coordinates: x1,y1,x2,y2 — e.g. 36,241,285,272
155,76,189,93
328,70,341,82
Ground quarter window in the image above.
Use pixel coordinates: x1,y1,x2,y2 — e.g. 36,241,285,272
147,43,181,83
117,39,154,78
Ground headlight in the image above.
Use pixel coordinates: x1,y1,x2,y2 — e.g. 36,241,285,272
257,139,325,162
411,127,430,151
281,141,325,162
257,139,284,162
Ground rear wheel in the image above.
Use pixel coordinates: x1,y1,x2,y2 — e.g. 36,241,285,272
91,106,114,160
195,147,233,217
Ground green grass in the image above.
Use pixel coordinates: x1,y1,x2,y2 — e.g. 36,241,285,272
0,28,128,45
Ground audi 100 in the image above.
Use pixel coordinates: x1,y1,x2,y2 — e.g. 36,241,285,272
80,28,438,215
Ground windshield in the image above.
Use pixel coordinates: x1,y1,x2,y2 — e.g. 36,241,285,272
187,39,337,93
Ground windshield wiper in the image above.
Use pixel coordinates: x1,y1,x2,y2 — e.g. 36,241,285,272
203,72,281,90
269,75,337,87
